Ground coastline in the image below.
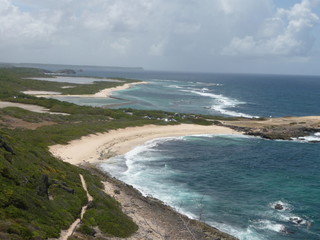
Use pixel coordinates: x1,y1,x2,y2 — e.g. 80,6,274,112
49,124,241,240
33,81,148,98
93,81,148,98
82,165,238,240
49,124,241,165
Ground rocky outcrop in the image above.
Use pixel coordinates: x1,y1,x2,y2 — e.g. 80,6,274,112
245,126,318,140
0,136,15,155
38,174,51,198
220,117,320,141
274,203,284,210
38,174,75,199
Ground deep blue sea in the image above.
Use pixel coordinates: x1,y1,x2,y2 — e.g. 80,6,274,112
48,69,320,240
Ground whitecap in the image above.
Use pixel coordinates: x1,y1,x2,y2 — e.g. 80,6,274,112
195,82,223,87
168,85,183,89
183,134,257,140
101,136,187,177
211,105,257,118
291,132,320,143
181,89,258,118
207,221,266,240
254,219,286,233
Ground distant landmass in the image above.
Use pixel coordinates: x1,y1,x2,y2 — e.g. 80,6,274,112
0,62,144,73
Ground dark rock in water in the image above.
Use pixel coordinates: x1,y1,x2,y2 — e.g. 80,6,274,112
289,217,304,225
280,226,294,234
274,203,284,210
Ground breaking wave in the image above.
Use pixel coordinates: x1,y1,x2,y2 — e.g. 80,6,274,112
182,89,258,118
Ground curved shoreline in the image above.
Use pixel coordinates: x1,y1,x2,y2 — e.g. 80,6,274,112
49,124,241,240
49,124,241,165
32,81,148,98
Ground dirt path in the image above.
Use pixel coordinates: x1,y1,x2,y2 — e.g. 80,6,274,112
54,174,93,240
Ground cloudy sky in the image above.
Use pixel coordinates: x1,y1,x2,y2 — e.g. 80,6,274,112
1,0,320,75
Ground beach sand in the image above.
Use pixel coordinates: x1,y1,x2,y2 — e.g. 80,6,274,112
49,124,240,165
21,90,62,95
33,81,148,98
49,124,240,240
0,101,69,115
93,81,148,98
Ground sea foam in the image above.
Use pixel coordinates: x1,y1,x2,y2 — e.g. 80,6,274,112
100,134,319,240
292,132,320,143
181,88,258,118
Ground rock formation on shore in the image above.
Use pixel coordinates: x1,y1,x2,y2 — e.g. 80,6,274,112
220,116,320,141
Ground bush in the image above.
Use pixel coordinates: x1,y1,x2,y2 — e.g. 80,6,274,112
78,224,96,236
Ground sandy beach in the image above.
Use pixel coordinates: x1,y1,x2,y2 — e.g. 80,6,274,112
32,81,148,98
49,124,241,165
49,123,240,240
93,81,148,98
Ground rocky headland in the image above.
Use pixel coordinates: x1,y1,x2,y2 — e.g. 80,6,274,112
219,116,320,141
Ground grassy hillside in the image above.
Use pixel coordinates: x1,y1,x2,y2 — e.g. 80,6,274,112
0,68,144,239
0,127,139,239
0,67,238,239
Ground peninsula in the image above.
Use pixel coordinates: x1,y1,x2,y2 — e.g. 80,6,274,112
0,67,319,240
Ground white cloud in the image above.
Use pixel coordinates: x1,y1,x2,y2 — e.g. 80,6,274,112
219,0,234,14
0,0,319,74
1,0,274,53
110,37,131,54
82,0,155,32
149,38,167,56
222,0,320,56
0,0,59,44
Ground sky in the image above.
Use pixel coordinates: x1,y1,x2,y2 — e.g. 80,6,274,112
1,0,320,75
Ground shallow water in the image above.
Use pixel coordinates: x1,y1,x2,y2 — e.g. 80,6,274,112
55,71,320,118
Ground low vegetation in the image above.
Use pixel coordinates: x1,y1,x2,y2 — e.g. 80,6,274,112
0,67,239,239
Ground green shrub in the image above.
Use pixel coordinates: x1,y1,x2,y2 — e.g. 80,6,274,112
78,224,96,236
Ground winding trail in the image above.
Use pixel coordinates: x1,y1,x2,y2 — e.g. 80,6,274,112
56,174,93,240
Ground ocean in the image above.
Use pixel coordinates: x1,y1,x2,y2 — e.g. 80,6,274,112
51,69,320,240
